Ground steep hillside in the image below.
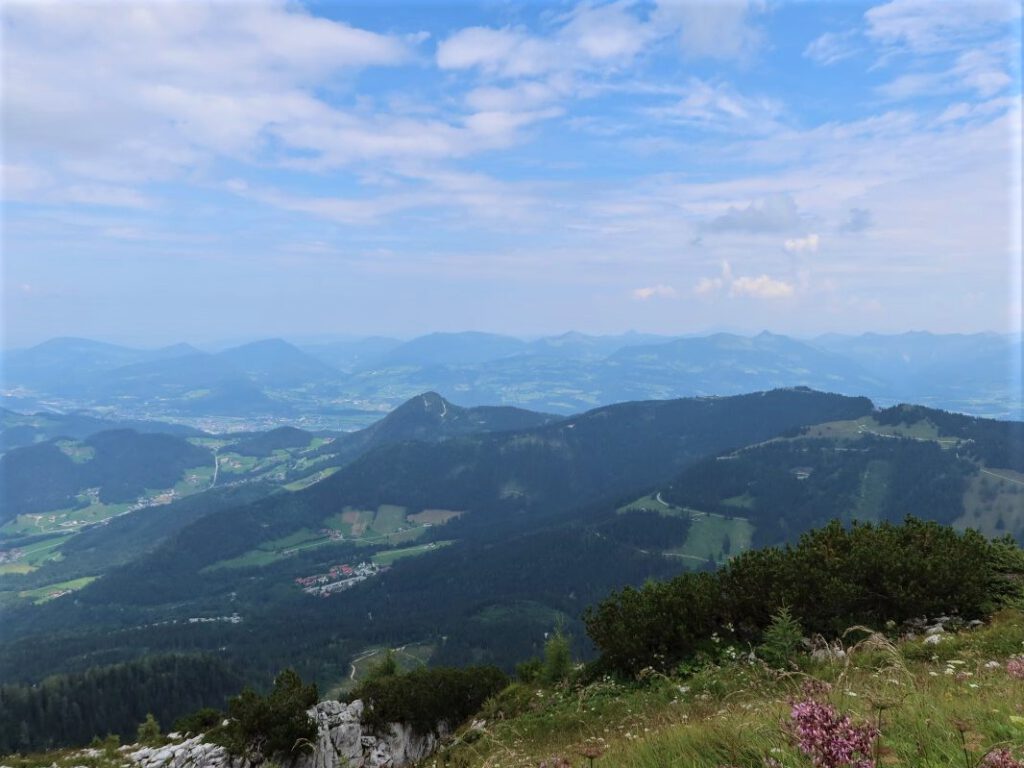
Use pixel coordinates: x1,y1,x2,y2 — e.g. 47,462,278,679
612,404,1024,567
0,389,872,685
0,430,213,522
0,409,203,452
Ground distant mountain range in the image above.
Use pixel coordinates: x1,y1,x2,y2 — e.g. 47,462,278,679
1,331,1020,424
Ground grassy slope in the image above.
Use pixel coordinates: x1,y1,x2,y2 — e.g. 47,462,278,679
9,612,1023,768
436,610,1024,768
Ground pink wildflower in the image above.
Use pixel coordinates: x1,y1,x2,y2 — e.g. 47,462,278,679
1007,656,1024,680
980,748,1024,768
790,698,878,768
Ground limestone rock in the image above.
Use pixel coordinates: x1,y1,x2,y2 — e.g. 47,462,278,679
127,700,443,768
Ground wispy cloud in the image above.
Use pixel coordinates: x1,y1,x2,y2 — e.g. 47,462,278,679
784,233,820,254
631,284,677,300
865,0,1021,53
804,30,860,66
705,193,804,234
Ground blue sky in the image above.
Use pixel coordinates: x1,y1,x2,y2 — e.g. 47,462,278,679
2,0,1021,347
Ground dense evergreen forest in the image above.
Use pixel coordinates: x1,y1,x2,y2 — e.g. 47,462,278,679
0,655,241,754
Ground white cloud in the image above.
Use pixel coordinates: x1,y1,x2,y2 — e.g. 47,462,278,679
562,1,657,61
706,193,803,233
784,233,820,254
1,1,450,200
654,0,764,61
877,47,1015,100
693,261,794,300
436,27,557,77
865,0,1020,53
632,284,678,300
437,2,660,81
804,31,860,66
730,274,795,299
650,78,782,133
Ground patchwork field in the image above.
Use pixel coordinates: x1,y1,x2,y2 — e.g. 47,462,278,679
371,540,453,566
618,494,753,566
666,512,754,565
18,576,97,604
209,505,463,571
0,534,70,574
799,415,966,448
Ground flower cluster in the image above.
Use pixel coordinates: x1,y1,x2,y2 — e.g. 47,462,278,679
1006,656,1024,681
790,698,878,768
980,748,1024,768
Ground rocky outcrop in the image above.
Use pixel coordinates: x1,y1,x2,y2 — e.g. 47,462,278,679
128,700,445,768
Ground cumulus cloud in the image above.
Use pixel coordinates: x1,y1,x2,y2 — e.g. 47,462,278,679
3,2,539,201
693,261,795,300
783,233,820,254
705,193,803,234
632,284,678,300
730,274,795,299
437,2,655,79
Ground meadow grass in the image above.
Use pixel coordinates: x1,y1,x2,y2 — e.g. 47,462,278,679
434,610,1024,768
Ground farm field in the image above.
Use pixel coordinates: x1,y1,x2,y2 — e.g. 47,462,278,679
371,540,453,566
799,415,966,448
209,505,462,570
283,465,340,491
618,493,753,565
0,534,70,574
666,512,754,565
17,576,97,604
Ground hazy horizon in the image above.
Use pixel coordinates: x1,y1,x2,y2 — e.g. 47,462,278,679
5,325,1024,354
3,1,1022,349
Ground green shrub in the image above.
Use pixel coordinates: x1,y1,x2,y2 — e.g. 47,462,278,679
353,666,508,736
515,658,543,683
757,606,804,669
173,707,223,735
135,713,162,746
585,518,1024,676
365,650,398,682
477,682,537,721
541,627,573,685
209,668,317,759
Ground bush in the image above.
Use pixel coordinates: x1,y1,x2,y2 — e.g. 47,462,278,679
209,668,317,759
353,666,508,736
541,627,573,685
173,707,222,736
585,518,1024,675
364,650,398,682
515,658,543,683
135,713,162,746
757,606,804,669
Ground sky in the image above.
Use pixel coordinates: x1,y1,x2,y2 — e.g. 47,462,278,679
2,0,1022,348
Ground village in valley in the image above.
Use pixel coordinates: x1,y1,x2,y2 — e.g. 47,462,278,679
295,561,382,597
